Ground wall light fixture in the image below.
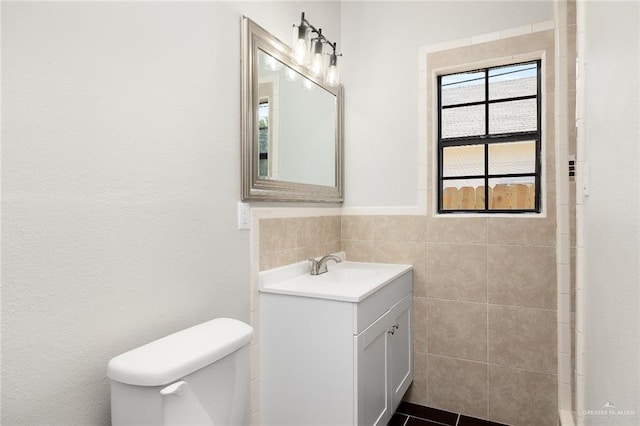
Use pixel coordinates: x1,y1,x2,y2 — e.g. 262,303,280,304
292,12,342,87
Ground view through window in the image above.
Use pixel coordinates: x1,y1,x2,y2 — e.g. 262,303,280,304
437,61,542,213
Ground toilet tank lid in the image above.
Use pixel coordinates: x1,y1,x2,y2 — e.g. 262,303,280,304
107,318,253,386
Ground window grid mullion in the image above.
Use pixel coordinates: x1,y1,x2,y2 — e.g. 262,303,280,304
484,69,489,211
535,60,542,211
441,94,538,110
437,74,444,212
442,172,537,181
440,131,538,147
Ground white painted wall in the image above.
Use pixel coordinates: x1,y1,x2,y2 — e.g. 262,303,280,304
339,1,554,207
1,2,339,424
581,1,640,424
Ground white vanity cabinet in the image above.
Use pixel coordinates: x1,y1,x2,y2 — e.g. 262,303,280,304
259,263,413,426
356,293,412,426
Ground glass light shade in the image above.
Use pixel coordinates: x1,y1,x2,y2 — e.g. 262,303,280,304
325,53,339,86
292,24,309,65
325,64,339,86
293,39,307,65
310,40,325,76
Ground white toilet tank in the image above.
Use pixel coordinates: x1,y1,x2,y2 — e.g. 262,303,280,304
107,318,253,426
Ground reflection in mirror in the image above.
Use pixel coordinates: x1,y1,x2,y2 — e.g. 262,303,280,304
241,16,343,203
257,49,336,187
258,81,273,180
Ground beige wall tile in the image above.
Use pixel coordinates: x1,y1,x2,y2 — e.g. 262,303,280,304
259,216,341,272
547,179,557,220
406,352,428,406
428,32,554,83
487,245,556,309
341,240,376,262
426,47,463,70
427,243,487,303
373,240,418,264
296,217,324,248
320,241,342,257
259,250,297,271
296,241,341,262
259,253,276,271
570,181,576,248
322,215,341,243
341,215,375,241
489,365,557,426
258,218,277,255
295,245,324,263
571,313,576,388
405,376,427,406
426,217,487,244
567,88,576,142
414,26,559,421
488,305,557,374
568,90,577,155
363,236,423,278
413,243,428,298
376,215,427,242
374,240,427,297
427,355,488,419
545,92,557,186
487,216,556,247
259,218,296,255
414,351,427,379
568,0,576,26
413,297,428,353
427,299,487,362
427,40,496,71
567,27,576,91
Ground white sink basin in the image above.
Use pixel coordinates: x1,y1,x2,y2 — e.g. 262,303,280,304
259,254,412,302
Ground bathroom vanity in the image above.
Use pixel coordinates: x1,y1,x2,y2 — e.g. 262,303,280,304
259,258,413,426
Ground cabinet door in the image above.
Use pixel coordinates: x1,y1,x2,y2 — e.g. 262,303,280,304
389,294,413,412
355,309,391,426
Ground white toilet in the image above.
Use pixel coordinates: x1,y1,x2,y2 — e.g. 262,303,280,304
107,318,253,426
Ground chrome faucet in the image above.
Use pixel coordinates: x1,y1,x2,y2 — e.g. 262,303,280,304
309,254,342,275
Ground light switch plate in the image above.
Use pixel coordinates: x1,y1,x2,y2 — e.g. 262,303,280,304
237,202,250,230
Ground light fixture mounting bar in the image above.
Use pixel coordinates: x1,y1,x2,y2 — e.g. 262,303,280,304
299,12,338,54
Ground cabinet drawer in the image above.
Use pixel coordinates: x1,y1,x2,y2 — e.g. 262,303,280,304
352,269,412,335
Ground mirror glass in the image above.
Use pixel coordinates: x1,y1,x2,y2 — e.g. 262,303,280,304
242,17,343,202
257,50,336,187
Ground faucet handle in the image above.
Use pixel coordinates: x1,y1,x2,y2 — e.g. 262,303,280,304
308,258,319,275
309,255,341,275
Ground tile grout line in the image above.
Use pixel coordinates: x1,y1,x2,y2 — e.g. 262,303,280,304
397,402,510,426
424,296,558,312
400,411,454,426
485,223,490,421
426,352,558,375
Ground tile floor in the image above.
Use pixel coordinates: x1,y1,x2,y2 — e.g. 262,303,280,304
390,402,509,426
